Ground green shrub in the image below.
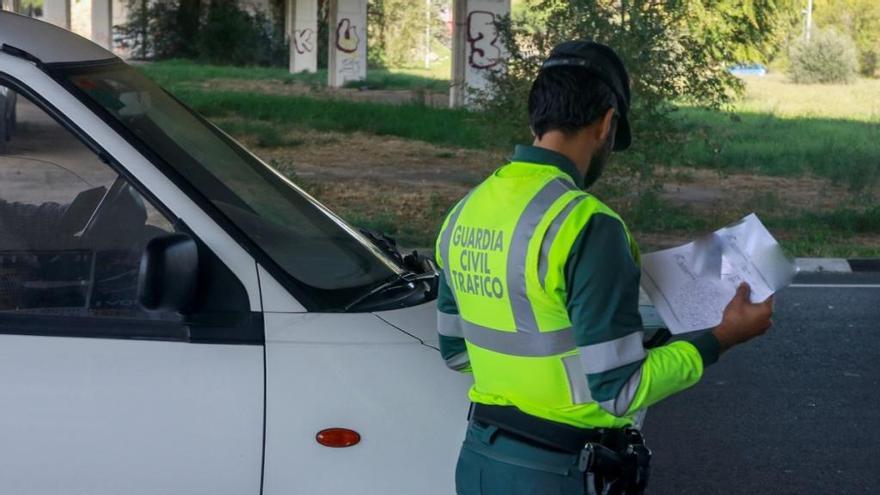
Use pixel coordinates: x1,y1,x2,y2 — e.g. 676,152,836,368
473,0,793,191
117,0,287,66
197,0,286,66
788,29,859,84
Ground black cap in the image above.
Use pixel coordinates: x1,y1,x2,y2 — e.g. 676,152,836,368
541,40,632,151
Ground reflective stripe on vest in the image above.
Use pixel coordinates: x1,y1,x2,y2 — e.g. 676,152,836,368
440,178,577,355
461,318,574,357
507,178,578,333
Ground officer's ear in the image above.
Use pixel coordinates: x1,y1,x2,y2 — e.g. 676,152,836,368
597,107,616,144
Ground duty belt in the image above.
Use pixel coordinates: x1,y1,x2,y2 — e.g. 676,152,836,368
469,403,620,454
469,403,651,495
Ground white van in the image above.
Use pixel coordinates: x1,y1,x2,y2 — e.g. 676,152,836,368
0,11,475,494
0,12,665,494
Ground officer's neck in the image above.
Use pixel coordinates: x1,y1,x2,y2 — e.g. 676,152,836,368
533,129,600,180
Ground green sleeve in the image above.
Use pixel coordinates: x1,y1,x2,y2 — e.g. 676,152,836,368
565,214,720,417
437,269,471,373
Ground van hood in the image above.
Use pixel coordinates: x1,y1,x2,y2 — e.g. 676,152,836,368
373,300,440,347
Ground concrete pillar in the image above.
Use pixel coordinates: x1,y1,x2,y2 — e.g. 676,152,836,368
450,0,510,107
0,0,22,12
111,0,129,56
327,0,367,88
43,0,72,29
286,0,318,73
70,0,92,40
90,0,112,49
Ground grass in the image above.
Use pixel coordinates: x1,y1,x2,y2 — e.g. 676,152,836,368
136,60,880,256
142,61,880,190
622,192,880,257
674,73,880,192
738,73,880,121
172,87,487,148
139,59,450,92
673,109,880,190
213,118,305,147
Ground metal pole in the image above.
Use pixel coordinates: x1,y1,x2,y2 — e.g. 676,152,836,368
449,0,467,107
424,0,431,69
805,0,813,42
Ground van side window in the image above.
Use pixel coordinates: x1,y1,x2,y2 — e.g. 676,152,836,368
0,83,177,320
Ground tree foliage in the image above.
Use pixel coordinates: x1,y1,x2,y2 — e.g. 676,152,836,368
367,0,450,68
478,0,798,149
813,0,880,77
789,28,859,84
116,0,287,66
470,0,799,196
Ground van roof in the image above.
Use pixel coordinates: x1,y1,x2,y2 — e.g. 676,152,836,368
0,11,117,65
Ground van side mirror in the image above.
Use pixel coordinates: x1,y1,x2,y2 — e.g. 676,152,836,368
137,233,199,313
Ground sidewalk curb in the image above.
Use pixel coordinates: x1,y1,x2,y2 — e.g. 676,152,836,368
795,258,880,273
795,258,853,273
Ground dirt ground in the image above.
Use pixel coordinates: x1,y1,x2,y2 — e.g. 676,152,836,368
156,68,880,255
238,128,880,252
201,79,450,107
6,89,876,255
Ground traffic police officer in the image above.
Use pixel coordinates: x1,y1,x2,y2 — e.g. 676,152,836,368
435,41,774,494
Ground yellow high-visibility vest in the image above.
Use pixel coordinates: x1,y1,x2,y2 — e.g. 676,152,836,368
435,161,642,428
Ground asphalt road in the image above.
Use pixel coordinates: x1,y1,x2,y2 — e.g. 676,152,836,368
644,272,880,494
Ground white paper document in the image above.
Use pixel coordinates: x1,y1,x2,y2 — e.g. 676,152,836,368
640,214,796,335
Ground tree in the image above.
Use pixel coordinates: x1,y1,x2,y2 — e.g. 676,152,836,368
116,0,287,65
367,0,449,68
473,0,799,190
479,0,799,146
813,0,880,76
789,28,859,83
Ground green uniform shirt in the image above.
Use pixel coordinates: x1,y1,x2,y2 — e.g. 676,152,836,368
438,145,720,417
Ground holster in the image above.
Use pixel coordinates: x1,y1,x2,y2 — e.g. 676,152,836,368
578,429,651,495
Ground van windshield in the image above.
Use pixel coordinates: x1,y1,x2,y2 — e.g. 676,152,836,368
56,62,403,311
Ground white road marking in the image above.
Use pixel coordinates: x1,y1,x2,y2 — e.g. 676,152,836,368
789,284,880,289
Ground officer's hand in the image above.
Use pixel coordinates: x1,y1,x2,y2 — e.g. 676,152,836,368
713,283,774,353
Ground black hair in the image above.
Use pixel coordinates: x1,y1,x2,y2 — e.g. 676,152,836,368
528,66,618,139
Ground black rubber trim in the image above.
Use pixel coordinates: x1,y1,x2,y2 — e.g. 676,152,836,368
42,57,121,71
0,72,263,344
0,311,264,344
1,43,119,70
256,267,268,495
0,44,45,69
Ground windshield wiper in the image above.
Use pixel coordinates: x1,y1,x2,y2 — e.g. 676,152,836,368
343,271,437,312
358,227,438,276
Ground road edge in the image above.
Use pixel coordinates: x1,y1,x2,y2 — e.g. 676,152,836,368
796,258,880,273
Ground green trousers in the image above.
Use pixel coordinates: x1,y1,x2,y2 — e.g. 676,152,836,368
455,421,592,495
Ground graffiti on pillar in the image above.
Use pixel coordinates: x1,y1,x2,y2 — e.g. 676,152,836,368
340,58,362,78
293,28,315,54
335,18,360,54
467,11,502,69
